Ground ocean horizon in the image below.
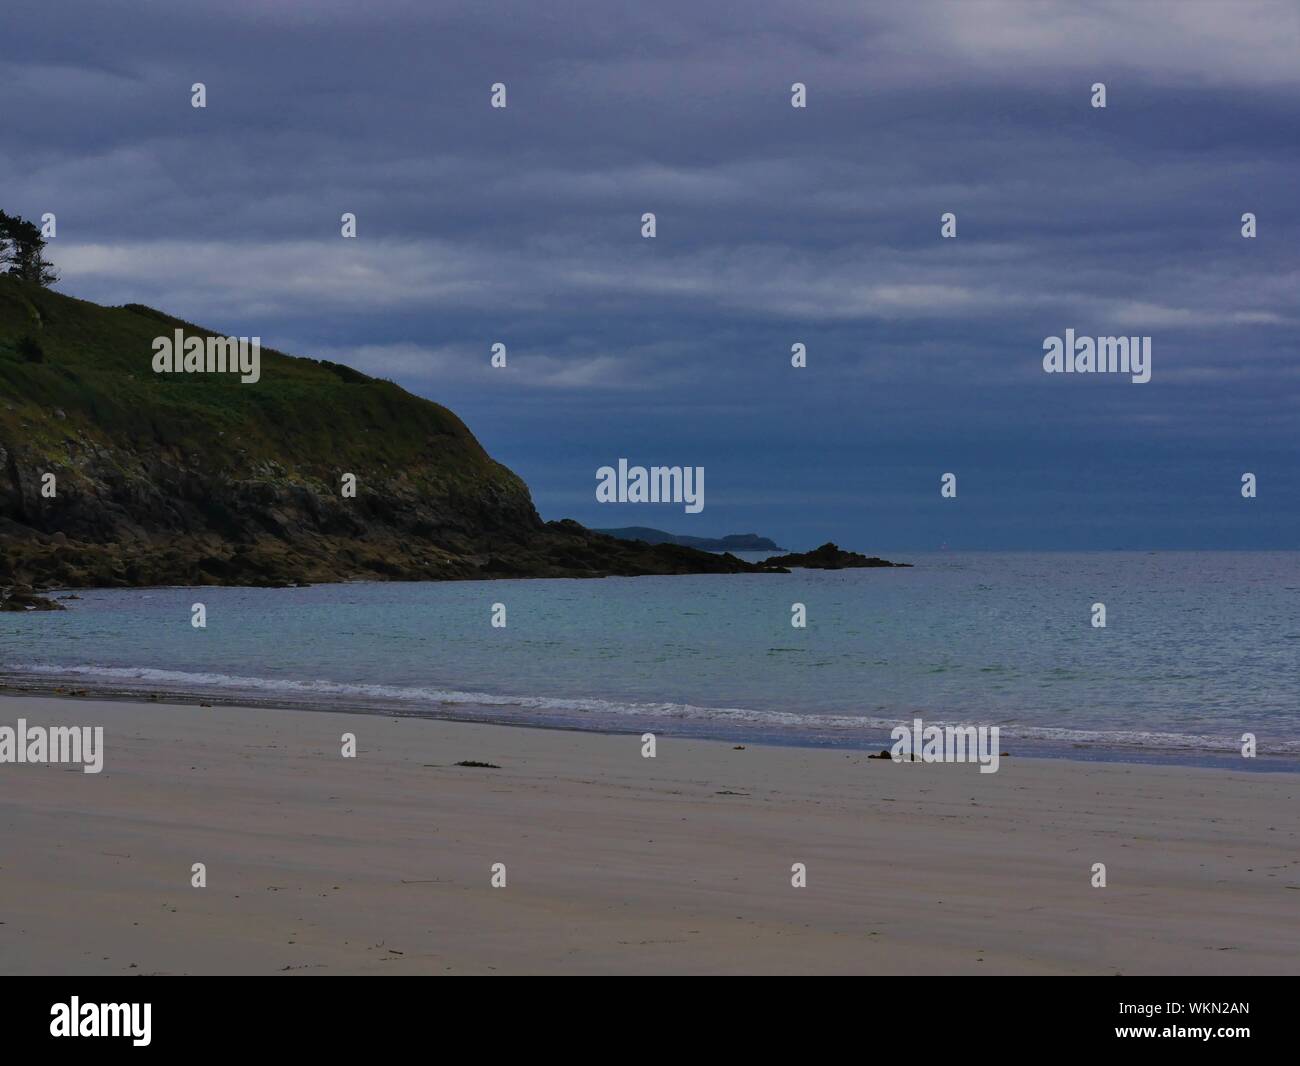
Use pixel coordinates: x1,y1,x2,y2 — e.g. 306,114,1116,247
5,549,1297,771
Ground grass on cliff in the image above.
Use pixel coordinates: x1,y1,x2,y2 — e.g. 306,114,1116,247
0,276,527,501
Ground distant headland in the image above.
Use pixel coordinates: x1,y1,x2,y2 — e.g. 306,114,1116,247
592,528,784,552
0,271,906,590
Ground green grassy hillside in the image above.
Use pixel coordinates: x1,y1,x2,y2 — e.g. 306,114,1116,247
0,277,533,516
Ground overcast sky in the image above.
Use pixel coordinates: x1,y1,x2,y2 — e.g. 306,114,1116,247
3,0,1297,549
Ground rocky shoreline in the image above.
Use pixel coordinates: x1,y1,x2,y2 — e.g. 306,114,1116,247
0,521,795,590
0,534,915,593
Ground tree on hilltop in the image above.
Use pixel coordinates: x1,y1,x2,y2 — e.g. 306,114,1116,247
0,209,59,287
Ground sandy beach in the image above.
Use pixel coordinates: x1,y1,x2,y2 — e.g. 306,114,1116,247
0,693,1296,975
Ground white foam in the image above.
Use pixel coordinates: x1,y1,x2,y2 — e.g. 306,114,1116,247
7,662,1297,755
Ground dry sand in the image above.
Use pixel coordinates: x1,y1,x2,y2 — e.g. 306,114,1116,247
0,693,1296,975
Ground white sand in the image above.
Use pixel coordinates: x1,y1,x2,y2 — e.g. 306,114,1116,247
0,694,1296,975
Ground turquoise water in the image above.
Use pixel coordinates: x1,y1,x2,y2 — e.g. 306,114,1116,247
3,552,1297,767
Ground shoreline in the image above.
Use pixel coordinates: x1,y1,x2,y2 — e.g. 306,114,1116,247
2,692,1297,975
1,672,1296,775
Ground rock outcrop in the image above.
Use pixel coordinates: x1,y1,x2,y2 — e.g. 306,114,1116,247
759,542,910,569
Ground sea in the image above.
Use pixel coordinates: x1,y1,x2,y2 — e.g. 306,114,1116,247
3,551,1297,770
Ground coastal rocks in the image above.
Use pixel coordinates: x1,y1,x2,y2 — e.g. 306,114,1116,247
0,522,781,589
760,542,910,569
0,584,67,610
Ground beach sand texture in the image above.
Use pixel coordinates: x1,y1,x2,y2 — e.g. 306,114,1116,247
1,695,1296,975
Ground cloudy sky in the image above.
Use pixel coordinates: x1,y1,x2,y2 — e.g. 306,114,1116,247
4,0,1297,549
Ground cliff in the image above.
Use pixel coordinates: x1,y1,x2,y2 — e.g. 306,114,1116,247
0,277,777,587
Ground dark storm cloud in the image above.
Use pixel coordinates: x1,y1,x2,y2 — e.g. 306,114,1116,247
2,1,1297,547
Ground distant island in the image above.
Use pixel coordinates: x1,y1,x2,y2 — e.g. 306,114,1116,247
0,265,906,590
759,543,911,569
593,528,784,552
591,530,912,570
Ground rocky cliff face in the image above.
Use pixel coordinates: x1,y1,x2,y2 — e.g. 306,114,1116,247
0,278,774,587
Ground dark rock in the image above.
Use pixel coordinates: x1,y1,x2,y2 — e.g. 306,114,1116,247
1,586,67,610
760,542,910,569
